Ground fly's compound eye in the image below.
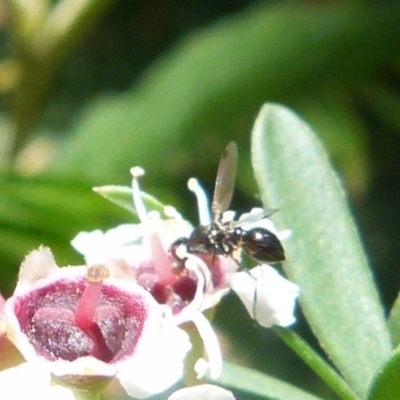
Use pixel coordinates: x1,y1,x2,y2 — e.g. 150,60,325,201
242,227,285,263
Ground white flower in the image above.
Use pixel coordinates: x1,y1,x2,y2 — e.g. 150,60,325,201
230,264,300,327
71,224,145,266
168,384,236,400
187,179,299,328
71,168,229,381
3,247,191,398
0,362,75,400
118,318,191,398
71,165,300,384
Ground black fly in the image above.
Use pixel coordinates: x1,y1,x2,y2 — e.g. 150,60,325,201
171,141,285,267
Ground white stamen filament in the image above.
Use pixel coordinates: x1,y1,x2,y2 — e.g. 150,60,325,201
185,254,213,298
173,254,210,325
172,253,223,380
148,232,172,280
192,312,223,380
188,178,212,226
130,167,148,223
163,206,182,219
131,167,172,278
174,244,188,260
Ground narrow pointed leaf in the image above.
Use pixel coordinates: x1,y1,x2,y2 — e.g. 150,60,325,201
52,3,400,183
368,349,400,400
274,327,358,400
217,362,324,400
251,104,391,397
94,185,166,216
388,292,400,346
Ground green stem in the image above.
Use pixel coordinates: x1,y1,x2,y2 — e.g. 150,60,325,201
71,389,101,400
273,327,360,400
33,0,117,66
51,375,109,400
5,0,117,158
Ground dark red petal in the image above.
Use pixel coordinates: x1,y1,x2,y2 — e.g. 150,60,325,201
172,276,197,302
13,278,149,364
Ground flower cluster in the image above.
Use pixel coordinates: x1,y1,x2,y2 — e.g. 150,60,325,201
0,165,299,399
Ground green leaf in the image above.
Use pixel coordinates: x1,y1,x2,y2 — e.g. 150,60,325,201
388,292,400,347
298,95,370,198
368,349,400,400
216,362,324,400
274,327,358,400
251,104,391,398
51,2,400,184
359,84,400,133
94,185,166,216
0,174,129,292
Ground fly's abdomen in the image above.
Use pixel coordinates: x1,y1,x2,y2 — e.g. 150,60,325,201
242,228,285,263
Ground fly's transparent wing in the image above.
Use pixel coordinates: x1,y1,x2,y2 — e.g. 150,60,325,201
212,141,238,220
233,208,268,226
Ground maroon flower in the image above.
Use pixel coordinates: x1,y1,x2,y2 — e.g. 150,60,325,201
4,247,191,398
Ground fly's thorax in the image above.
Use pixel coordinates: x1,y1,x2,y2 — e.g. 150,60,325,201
187,225,214,254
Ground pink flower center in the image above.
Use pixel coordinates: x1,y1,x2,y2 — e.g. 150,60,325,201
136,250,228,316
13,272,149,363
136,254,198,315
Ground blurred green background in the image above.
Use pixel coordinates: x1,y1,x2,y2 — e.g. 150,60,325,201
1,0,400,398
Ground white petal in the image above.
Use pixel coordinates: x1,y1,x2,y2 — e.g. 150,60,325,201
72,220,193,267
162,218,193,246
200,256,237,312
277,229,292,241
71,229,106,255
15,247,58,293
221,210,236,223
117,323,191,399
168,384,236,400
104,224,143,244
49,356,119,378
71,224,146,265
48,386,76,400
0,362,74,400
231,265,299,328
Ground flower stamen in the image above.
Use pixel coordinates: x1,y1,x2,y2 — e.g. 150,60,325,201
149,233,173,280
131,167,173,279
74,265,109,330
192,312,222,380
172,252,210,325
188,178,211,226
130,166,148,223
